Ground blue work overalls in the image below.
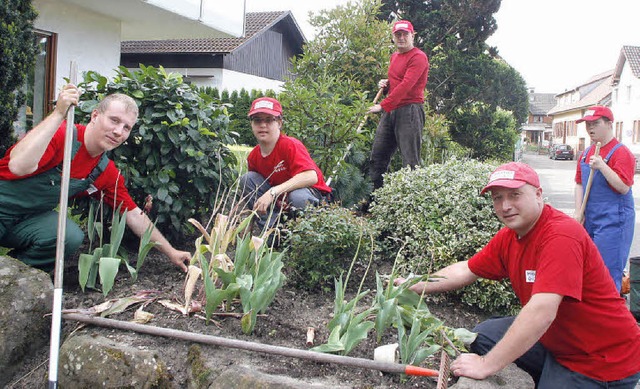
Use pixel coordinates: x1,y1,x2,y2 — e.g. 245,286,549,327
580,143,635,291
0,129,109,270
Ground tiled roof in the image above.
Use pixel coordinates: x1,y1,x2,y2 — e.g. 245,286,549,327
529,93,556,115
547,74,612,115
613,45,640,82
121,11,298,54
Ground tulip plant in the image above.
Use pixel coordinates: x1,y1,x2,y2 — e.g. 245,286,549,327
188,205,285,334
78,200,157,296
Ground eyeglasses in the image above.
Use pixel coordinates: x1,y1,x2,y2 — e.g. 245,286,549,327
250,116,281,125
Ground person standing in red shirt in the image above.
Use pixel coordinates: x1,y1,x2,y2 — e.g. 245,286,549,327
367,20,429,191
397,162,640,388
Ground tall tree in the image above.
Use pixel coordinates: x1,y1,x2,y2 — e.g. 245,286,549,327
0,0,37,155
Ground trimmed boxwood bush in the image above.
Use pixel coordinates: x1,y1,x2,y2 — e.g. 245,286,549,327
369,159,520,315
283,204,375,293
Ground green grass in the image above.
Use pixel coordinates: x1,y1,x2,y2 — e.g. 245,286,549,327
228,144,252,175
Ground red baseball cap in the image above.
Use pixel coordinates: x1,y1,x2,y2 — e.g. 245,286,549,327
576,106,614,123
248,97,282,117
480,162,541,195
392,20,414,34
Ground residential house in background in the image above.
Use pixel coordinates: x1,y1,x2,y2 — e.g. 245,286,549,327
121,11,306,93
521,90,556,146
18,0,245,136
547,70,613,154
611,45,640,162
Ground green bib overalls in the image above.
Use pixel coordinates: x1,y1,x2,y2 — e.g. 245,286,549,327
0,129,109,270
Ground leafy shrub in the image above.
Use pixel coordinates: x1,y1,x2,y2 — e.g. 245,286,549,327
0,0,37,154
75,65,237,240
283,204,375,292
369,159,520,315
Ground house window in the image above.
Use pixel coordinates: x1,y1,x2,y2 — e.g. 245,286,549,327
15,30,57,137
615,122,623,141
627,85,632,103
633,120,640,144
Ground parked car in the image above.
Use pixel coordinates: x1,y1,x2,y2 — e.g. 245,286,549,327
549,144,575,160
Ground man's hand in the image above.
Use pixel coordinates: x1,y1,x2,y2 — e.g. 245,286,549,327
55,84,80,116
378,79,389,89
450,353,496,380
367,104,383,114
588,155,606,171
394,277,427,295
168,249,190,272
253,192,275,214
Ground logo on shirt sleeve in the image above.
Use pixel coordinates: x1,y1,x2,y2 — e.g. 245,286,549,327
525,270,536,283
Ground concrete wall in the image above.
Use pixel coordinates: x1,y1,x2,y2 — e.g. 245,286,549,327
177,68,285,93
612,61,640,155
33,0,122,91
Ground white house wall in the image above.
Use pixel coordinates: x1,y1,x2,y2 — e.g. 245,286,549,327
172,68,285,93
612,62,640,155
551,111,585,153
33,0,121,92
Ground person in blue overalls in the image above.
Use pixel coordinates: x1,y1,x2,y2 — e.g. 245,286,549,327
574,106,635,291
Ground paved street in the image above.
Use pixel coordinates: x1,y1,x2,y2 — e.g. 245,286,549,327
522,151,640,259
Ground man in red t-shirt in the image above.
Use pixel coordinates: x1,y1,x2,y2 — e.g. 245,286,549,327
397,162,640,388
239,97,331,230
367,20,429,191
573,106,635,291
0,85,190,272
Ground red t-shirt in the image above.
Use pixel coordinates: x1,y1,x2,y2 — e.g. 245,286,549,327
380,47,429,112
0,123,137,212
468,205,640,381
247,134,331,194
574,139,635,189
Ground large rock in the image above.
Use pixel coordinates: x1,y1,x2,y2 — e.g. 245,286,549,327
58,334,171,388
450,363,534,388
0,256,53,387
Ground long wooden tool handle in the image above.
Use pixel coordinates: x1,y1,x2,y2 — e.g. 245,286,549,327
62,313,439,377
578,141,602,222
353,87,385,134
325,87,385,186
49,60,78,389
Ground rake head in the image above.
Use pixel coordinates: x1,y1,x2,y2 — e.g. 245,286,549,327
436,350,451,389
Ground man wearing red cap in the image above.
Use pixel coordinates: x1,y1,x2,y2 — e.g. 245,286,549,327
573,106,635,292
397,162,640,387
239,97,331,230
367,20,429,191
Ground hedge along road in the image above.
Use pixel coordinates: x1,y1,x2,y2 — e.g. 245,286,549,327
522,151,640,263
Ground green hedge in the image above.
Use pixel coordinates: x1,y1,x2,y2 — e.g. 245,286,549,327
369,159,520,315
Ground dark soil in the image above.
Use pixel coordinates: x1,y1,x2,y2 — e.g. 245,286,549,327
6,241,488,389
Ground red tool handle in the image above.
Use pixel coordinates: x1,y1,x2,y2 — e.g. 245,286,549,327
404,364,439,377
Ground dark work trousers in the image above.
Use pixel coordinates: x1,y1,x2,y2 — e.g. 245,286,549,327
369,103,424,190
471,316,640,389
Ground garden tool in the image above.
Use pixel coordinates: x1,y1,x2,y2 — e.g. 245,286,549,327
576,141,601,224
326,87,384,187
436,350,451,389
62,313,441,378
48,61,77,389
